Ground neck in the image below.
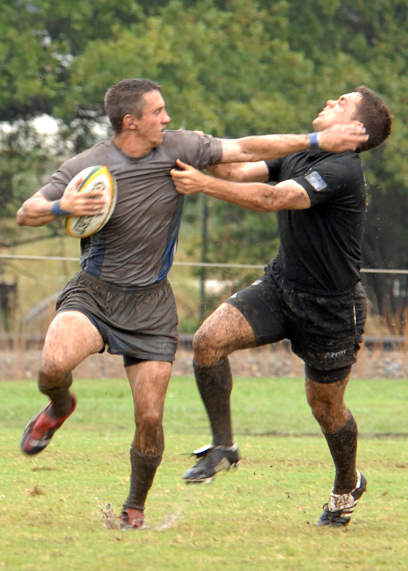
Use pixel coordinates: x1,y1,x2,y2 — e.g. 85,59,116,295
113,131,153,158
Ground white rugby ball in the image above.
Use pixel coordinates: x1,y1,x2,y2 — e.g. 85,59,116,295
66,165,117,238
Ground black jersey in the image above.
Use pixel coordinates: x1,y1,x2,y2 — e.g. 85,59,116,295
265,149,366,295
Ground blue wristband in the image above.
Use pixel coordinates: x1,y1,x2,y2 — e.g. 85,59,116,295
51,200,70,217
309,132,320,149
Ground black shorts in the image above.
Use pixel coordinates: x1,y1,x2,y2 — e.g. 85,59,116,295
227,272,367,383
56,270,178,365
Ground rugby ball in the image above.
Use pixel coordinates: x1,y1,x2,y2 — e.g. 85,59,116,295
66,165,117,238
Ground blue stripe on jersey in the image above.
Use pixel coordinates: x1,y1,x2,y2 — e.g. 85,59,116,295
80,231,106,277
157,196,184,282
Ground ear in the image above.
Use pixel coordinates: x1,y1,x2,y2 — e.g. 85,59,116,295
123,114,138,131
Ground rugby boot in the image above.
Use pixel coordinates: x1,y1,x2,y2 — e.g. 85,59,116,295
21,395,77,455
183,443,240,483
120,508,145,530
317,471,367,527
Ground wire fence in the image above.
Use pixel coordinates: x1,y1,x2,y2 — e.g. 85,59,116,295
0,254,406,380
0,254,407,340
1,254,408,273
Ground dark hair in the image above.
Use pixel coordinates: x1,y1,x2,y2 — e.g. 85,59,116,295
354,86,392,152
104,78,162,134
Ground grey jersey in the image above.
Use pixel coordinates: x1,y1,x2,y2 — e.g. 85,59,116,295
40,130,222,286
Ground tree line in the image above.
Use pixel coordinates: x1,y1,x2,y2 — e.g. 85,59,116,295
1,0,407,329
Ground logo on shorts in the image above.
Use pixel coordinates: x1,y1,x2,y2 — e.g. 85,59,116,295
305,171,328,191
327,349,347,358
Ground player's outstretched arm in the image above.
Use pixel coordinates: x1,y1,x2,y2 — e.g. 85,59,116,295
220,122,368,163
207,161,270,183
170,159,310,212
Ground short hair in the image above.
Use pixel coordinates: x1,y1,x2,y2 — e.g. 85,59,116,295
104,78,162,134
354,86,392,152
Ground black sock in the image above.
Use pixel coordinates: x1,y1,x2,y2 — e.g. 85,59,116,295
38,371,73,418
194,358,233,447
122,448,162,512
323,414,358,493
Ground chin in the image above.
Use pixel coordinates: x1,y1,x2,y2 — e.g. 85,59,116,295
155,133,165,145
312,118,324,131
150,137,163,149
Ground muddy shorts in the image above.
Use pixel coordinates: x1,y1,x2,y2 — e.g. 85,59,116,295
227,272,367,383
56,270,178,365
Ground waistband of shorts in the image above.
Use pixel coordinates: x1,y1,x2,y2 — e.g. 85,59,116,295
266,262,361,298
79,270,168,294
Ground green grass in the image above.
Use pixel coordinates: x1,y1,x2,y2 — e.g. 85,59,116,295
1,376,408,570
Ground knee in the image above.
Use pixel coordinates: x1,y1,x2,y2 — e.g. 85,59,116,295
135,409,162,433
307,390,349,432
133,408,164,455
38,361,71,392
193,326,226,365
306,384,330,420
308,397,331,425
193,327,209,355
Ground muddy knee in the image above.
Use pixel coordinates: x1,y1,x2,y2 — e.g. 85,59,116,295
38,368,73,395
193,327,226,365
134,410,164,455
307,393,350,433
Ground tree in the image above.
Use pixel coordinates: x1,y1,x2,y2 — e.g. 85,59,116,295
0,0,406,327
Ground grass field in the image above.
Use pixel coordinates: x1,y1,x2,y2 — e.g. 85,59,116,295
0,375,408,570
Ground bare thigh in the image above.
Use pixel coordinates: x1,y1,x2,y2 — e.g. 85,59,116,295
193,302,256,366
41,310,104,376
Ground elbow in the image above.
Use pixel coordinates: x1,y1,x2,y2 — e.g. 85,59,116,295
16,205,33,226
261,199,277,212
16,210,26,226
258,190,278,212
231,165,252,183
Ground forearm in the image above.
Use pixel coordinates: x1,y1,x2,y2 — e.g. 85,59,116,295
171,160,310,210
221,134,311,163
16,181,106,227
201,175,276,212
16,194,61,227
207,161,269,182
16,213,55,226
221,123,368,162
206,163,242,180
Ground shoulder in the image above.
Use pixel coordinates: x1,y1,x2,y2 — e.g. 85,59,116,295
162,129,214,146
297,151,364,202
40,141,111,195
162,130,222,167
312,151,363,183
318,150,361,170
58,141,112,178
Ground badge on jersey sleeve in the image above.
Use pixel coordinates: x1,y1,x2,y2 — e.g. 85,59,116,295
305,171,328,191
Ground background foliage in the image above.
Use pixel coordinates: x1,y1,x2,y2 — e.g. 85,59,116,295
1,0,407,329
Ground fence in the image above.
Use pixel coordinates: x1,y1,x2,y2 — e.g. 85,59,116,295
0,255,406,379
0,253,407,333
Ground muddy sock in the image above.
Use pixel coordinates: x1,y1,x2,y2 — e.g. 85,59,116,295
194,358,233,447
122,448,162,512
38,371,73,418
323,413,358,494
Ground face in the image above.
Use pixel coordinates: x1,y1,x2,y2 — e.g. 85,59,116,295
312,91,362,131
131,90,171,147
